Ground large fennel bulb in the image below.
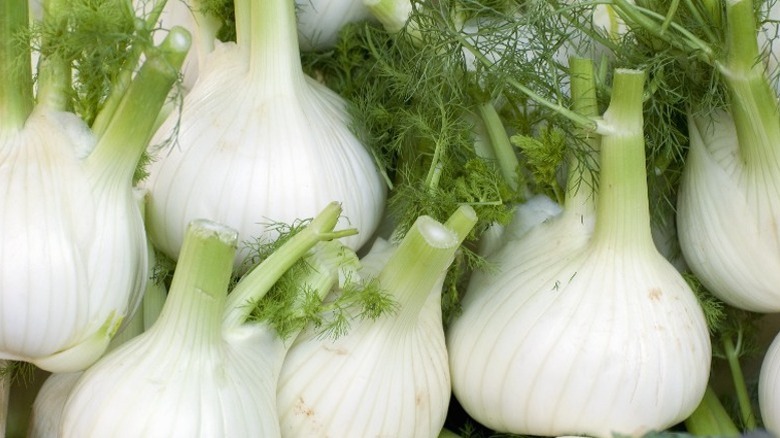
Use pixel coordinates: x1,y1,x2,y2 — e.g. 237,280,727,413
448,69,711,437
667,0,780,312
0,4,189,372
759,330,780,435
61,204,356,437
277,205,476,437
146,0,386,268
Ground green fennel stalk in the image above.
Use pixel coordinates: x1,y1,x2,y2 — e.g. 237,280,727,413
684,386,741,437
0,0,33,130
222,203,359,330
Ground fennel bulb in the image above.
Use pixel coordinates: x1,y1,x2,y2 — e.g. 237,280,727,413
448,68,711,437
295,0,374,50
61,204,357,437
760,329,780,435
145,0,386,269
677,110,780,311
29,239,168,438
277,206,476,437
674,0,780,312
0,2,189,372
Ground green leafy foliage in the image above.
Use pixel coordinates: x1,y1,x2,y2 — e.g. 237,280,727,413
239,220,397,341
30,0,149,124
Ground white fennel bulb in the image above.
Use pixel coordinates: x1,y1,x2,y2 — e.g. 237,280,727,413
677,110,780,311
61,203,357,437
0,4,189,372
448,68,711,437
277,205,477,437
145,0,386,269
29,238,168,438
295,0,374,50
759,329,780,435
654,0,780,312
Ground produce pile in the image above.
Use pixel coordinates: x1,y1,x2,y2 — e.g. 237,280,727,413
4,0,780,436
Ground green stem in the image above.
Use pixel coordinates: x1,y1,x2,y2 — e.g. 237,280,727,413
152,219,237,348
274,240,347,345
0,0,33,130
0,361,7,438
611,0,715,62
456,34,599,133
565,57,599,219
723,335,757,430
92,0,171,137
477,102,521,192
378,205,476,326
86,27,190,186
718,0,780,173
36,0,72,112
591,69,653,251
248,0,304,87
222,202,358,329
683,0,720,43
684,385,740,436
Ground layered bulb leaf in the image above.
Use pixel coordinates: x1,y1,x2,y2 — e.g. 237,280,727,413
277,205,477,437
145,0,386,268
60,203,354,437
448,68,711,437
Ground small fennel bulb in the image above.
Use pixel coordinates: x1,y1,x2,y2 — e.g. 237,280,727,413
60,203,358,437
0,2,189,372
277,205,476,437
145,0,386,268
759,329,780,435
448,67,711,437
295,0,374,50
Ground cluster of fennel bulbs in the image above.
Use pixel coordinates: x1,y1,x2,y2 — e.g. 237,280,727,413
26,201,474,437
12,0,780,435
607,1,780,433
